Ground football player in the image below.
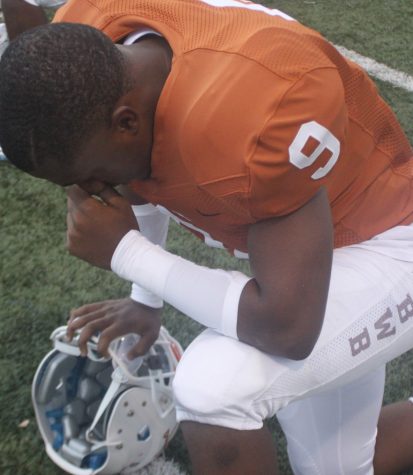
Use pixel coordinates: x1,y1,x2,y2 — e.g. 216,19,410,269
1,1,413,474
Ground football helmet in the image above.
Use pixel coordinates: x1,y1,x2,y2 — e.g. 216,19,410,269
32,325,183,475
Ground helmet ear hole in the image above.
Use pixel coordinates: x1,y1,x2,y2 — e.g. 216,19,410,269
137,425,151,441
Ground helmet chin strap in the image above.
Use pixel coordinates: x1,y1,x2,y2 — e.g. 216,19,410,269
85,371,125,445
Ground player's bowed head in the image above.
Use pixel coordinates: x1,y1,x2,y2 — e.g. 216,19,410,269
0,22,170,188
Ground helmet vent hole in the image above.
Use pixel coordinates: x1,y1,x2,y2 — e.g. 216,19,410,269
137,425,150,441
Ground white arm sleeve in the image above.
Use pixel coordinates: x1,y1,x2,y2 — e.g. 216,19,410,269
129,204,170,309
111,230,251,339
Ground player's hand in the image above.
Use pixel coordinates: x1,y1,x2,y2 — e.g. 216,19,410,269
67,298,162,358
66,185,138,269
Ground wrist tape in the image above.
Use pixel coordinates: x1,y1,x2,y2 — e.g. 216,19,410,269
111,230,251,339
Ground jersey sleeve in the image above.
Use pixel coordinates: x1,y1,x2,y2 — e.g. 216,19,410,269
248,66,348,220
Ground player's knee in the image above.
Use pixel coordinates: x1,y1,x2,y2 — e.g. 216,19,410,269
172,329,279,427
173,354,229,420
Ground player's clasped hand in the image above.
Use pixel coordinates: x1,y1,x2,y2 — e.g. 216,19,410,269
66,298,162,358
66,185,139,269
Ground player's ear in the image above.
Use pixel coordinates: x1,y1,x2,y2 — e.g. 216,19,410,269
111,105,139,135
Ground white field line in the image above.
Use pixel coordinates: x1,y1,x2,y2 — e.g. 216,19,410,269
335,44,413,93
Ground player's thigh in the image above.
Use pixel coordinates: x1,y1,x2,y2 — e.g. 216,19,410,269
276,366,386,475
302,247,413,394
173,248,413,428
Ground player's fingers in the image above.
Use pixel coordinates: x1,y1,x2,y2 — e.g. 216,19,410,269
127,331,157,359
66,185,91,207
67,312,98,338
67,301,118,340
97,325,129,358
98,185,127,208
69,301,111,320
67,313,80,336
67,186,104,217
68,307,109,329
77,317,112,356
66,324,76,342
66,313,87,341
67,312,102,339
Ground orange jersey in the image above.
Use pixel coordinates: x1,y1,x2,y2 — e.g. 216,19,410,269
55,0,413,254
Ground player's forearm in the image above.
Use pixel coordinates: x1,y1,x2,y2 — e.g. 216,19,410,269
111,229,249,338
2,0,48,40
111,230,325,359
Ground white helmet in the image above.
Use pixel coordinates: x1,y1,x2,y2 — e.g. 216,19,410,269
32,326,183,475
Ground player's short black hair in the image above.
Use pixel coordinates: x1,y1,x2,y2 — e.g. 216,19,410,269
0,22,128,174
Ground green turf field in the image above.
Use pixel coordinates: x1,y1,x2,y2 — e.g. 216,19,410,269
1,1,412,474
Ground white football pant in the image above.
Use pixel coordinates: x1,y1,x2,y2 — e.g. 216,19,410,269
173,224,413,474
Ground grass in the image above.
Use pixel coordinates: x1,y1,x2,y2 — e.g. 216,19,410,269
1,1,412,474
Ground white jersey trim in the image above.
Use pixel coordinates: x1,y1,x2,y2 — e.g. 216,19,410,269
122,28,162,45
